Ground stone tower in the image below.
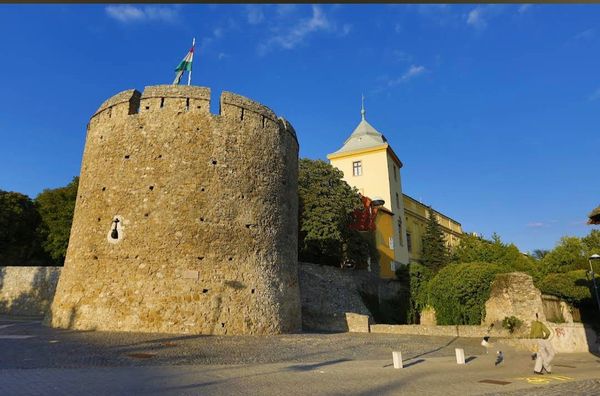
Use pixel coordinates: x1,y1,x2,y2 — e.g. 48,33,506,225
47,85,301,335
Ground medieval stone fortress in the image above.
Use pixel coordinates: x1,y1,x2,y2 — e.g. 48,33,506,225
50,85,301,335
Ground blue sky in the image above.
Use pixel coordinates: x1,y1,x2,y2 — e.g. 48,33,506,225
0,4,598,253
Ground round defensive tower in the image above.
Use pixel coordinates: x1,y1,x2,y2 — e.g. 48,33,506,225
47,85,301,335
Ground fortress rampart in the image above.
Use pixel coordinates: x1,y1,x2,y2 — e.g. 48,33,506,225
47,85,301,335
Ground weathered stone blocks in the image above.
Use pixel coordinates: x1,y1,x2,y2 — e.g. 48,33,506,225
47,85,301,335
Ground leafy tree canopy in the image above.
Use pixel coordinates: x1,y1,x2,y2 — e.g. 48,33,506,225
298,159,375,267
452,232,533,272
0,190,44,264
35,176,79,265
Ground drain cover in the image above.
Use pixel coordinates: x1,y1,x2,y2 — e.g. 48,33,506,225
479,379,511,385
127,353,156,359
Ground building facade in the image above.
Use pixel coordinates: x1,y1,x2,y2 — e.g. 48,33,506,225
327,105,409,273
328,103,462,279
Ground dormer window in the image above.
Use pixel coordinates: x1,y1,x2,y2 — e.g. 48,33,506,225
352,161,362,176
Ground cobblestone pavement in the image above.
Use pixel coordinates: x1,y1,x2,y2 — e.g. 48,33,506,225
0,317,485,369
487,379,600,395
2,316,600,396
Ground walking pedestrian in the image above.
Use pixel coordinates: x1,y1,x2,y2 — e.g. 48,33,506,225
530,313,555,375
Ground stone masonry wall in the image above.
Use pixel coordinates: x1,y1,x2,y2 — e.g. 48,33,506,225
483,272,546,333
0,266,61,316
47,85,301,335
299,262,375,332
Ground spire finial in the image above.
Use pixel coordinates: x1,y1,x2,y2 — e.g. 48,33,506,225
361,93,366,120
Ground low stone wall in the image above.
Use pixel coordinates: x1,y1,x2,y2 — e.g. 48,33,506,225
299,262,375,332
503,323,599,354
0,266,61,316
370,324,510,338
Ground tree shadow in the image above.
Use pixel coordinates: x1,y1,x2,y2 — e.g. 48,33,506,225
404,336,459,361
403,358,425,368
285,358,351,371
0,266,60,317
465,356,477,364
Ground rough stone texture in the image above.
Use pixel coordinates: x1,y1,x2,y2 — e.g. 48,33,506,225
345,313,370,333
502,323,599,353
47,85,301,335
370,324,510,338
298,262,375,332
483,272,546,332
419,306,437,326
0,267,61,316
542,294,576,323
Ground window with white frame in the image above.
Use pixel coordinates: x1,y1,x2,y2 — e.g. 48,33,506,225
352,161,362,176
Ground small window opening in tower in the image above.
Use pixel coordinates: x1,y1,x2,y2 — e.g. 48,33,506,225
160,98,165,108
110,218,120,240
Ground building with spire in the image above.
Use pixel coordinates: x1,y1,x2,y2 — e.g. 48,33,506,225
327,99,463,279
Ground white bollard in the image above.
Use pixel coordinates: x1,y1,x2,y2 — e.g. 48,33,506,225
455,348,465,365
392,351,403,369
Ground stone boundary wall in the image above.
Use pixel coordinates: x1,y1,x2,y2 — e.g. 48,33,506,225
370,324,511,338
299,262,376,332
0,267,61,316
48,85,301,335
502,323,599,354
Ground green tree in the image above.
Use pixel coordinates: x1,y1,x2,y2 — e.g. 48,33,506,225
541,236,588,274
0,190,44,264
452,232,533,272
582,230,600,255
531,249,550,260
428,262,504,325
35,177,79,265
421,207,449,272
298,159,374,267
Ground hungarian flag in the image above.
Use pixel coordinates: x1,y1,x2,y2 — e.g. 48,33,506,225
173,41,195,85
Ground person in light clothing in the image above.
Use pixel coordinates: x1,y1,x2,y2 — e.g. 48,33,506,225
530,313,555,374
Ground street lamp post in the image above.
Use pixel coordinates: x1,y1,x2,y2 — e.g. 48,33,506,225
588,254,600,313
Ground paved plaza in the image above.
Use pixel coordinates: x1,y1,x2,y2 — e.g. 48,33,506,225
1,316,600,395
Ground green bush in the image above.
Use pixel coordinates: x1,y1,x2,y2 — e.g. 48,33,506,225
502,316,523,333
428,262,505,325
396,263,433,324
538,270,596,306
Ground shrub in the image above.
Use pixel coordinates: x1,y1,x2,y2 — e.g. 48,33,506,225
397,262,433,324
502,316,523,333
538,270,596,306
428,262,505,325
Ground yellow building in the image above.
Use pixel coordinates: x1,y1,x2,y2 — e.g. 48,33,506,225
403,194,463,263
328,102,462,279
328,103,409,274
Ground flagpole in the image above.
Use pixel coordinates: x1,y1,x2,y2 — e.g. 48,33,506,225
188,37,195,86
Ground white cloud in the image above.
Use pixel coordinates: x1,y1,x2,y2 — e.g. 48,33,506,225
575,28,596,40
518,4,532,14
467,7,487,29
258,5,331,54
387,65,426,86
276,4,297,17
392,50,413,63
246,5,264,25
105,5,179,24
589,87,600,101
527,222,547,228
